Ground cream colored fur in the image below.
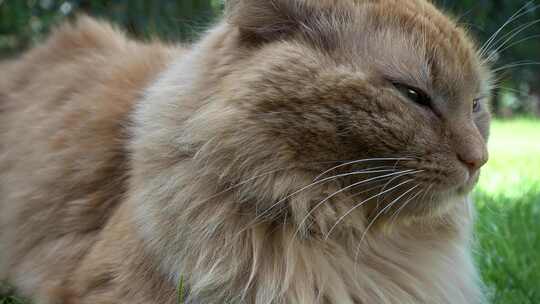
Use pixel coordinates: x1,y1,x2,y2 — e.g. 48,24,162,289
0,1,492,303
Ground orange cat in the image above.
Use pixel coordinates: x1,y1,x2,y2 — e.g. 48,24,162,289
0,1,492,303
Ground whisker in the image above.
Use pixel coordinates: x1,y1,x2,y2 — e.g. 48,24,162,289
193,166,296,207
324,175,422,239
485,19,540,62
455,9,474,24
351,183,421,275
389,187,426,227
192,160,363,209
490,85,528,95
382,184,421,215
490,34,540,58
357,184,420,242
353,186,424,273
251,168,402,223
376,169,416,206
346,180,392,200
479,1,538,57
292,170,417,235
488,17,540,54
428,183,437,207
421,183,435,202
492,61,540,73
284,178,391,258
313,157,412,181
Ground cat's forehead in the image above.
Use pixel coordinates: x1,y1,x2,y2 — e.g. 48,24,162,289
359,1,480,94
313,0,485,98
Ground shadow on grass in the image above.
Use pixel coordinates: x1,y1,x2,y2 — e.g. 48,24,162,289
0,284,25,304
474,187,540,304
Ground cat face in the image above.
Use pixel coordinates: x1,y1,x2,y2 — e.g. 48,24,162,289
195,0,492,223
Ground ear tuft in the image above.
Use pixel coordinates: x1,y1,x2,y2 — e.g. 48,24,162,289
226,0,308,44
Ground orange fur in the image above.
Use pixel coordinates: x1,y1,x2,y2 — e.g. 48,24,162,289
1,1,492,303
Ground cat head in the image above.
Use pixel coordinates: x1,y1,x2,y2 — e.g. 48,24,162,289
138,0,493,231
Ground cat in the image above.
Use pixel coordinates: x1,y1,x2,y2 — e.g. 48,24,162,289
0,0,493,303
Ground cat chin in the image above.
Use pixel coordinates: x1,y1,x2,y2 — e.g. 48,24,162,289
433,192,470,215
386,190,470,224
430,166,481,198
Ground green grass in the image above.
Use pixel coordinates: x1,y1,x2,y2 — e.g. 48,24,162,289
0,298,24,304
474,118,540,304
2,119,539,303
0,289,24,304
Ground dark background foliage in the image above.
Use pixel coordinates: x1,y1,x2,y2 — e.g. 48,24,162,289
0,0,538,117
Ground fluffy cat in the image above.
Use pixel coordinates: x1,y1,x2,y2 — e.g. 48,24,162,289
0,0,493,303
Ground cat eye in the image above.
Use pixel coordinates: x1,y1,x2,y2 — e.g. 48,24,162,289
393,83,432,107
473,98,481,113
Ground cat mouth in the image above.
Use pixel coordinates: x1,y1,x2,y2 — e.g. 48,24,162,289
420,162,481,195
362,166,480,219
315,158,481,220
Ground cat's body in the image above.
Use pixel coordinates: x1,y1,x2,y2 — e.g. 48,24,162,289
0,19,181,302
1,1,491,303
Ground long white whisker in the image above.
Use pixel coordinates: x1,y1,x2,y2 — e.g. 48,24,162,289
192,160,361,207
421,183,435,202
293,170,416,235
376,169,416,206
354,185,423,271
479,2,538,57
491,85,527,95
479,1,540,57
381,184,421,215
354,185,422,276
324,176,421,239
358,183,419,242
429,184,437,207
494,34,540,56
389,188,425,227
346,181,389,200
485,19,540,62
252,169,400,222
488,18,540,57
351,183,421,274
194,167,296,208
486,16,540,55
313,158,412,181
284,178,391,259
492,61,540,73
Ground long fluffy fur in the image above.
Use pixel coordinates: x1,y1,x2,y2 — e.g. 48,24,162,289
1,1,491,303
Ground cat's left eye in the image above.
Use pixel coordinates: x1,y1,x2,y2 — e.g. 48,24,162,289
473,98,481,113
392,83,432,108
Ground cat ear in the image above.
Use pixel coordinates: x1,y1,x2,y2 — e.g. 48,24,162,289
226,0,311,44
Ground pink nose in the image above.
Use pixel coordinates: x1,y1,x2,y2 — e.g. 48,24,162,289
458,151,488,173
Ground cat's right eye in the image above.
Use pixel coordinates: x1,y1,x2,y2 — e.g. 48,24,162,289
393,83,432,108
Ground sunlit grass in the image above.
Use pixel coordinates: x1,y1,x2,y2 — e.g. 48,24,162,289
474,118,540,304
477,119,540,199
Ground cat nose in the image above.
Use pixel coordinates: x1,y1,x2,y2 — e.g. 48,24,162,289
451,120,489,174
457,148,488,173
